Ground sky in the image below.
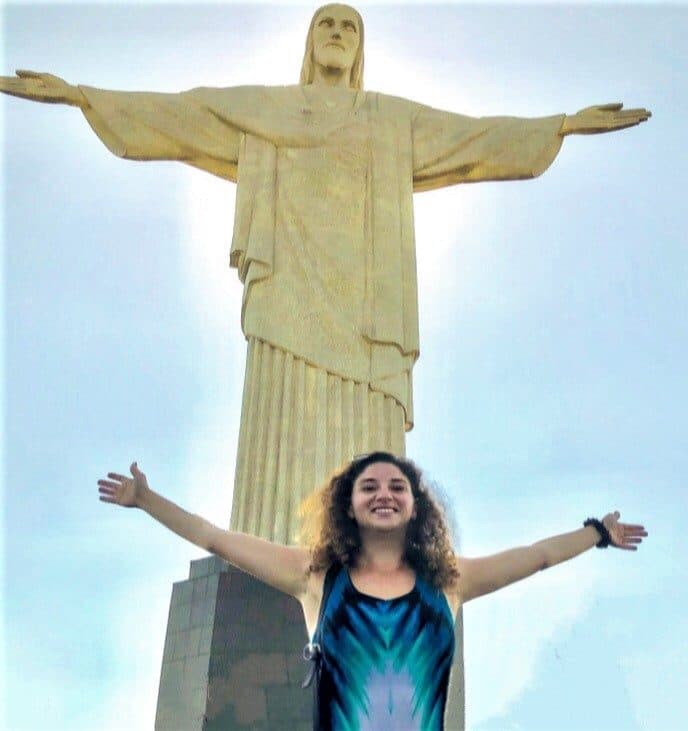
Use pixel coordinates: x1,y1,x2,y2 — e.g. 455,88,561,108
2,2,687,730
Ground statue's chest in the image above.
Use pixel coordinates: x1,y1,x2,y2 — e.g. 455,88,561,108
285,111,369,166
277,117,369,215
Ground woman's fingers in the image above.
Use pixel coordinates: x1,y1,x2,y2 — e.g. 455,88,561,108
618,524,647,539
98,484,119,501
107,472,128,482
604,512,647,550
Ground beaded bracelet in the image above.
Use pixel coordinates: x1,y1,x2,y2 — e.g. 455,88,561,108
584,518,612,548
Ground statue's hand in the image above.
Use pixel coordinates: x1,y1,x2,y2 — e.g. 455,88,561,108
0,69,86,107
560,103,651,136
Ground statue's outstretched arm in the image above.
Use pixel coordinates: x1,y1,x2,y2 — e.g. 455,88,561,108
2,70,244,180
560,103,651,136
0,69,87,108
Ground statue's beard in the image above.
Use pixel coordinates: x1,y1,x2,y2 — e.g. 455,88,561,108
315,47,353,73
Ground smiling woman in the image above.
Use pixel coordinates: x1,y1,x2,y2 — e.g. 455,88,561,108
297,454,459,729
97,451,646,730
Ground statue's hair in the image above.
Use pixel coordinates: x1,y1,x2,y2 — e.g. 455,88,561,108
300,4,365,89
297,452,460,590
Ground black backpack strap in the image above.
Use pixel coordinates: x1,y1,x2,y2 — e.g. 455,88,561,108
302,562,341,689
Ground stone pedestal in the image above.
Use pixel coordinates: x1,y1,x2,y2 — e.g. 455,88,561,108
155,555,465,730
155,556,311,730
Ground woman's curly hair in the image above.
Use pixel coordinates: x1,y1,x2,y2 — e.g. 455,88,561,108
298,452,460,590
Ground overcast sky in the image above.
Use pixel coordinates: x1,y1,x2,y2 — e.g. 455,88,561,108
3,2,687,730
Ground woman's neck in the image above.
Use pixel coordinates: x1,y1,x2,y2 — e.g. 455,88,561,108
355,531,408,572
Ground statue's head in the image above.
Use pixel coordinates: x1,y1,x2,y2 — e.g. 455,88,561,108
300,4,365,89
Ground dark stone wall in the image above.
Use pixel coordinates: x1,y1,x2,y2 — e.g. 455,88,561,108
155,556,310,730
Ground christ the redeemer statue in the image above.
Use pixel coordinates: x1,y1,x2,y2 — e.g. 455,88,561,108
2,4,650,544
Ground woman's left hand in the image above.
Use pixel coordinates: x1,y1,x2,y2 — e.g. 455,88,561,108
602,511,648,550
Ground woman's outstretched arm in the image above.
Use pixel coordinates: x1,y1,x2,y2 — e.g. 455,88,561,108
98,462,311,599
456,512,647,604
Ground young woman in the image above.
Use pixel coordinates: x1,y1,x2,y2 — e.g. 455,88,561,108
98,451,647,730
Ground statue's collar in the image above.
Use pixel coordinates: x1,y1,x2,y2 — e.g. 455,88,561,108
300,84,366,115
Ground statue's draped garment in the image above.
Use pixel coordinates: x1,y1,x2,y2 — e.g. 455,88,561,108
79,83,564,543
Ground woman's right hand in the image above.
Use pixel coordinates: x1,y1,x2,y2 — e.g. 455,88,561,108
98,462,150,509
0,70,86,107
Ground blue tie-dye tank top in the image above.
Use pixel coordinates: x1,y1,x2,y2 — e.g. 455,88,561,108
316,563,455,730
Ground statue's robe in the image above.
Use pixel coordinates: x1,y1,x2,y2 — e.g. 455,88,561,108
79,83,564,542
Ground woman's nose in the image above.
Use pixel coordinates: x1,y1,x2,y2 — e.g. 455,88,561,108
332,31,342,40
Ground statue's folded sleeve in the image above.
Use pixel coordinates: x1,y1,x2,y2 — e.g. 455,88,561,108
78,85,245,180
411,103,566,191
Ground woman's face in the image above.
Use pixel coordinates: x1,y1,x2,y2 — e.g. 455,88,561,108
348,461,417,531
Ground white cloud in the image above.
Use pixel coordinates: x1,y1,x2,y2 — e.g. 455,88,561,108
179,169,240,342
177,399,239,530
178,169,245,529
464,554,604,726
94,577,174,731
620,618,688,730
459,484,612,726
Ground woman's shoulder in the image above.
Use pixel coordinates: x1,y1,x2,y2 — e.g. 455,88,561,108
304,560,342,596
300,561,344,635
441,554,466,614
444,553,463,596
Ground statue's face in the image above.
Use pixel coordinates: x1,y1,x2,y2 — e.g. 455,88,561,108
312,4,361,75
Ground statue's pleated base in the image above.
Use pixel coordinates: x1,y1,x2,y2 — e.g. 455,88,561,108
230,338,407,544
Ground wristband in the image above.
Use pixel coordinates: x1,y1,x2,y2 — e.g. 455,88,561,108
584,518,611,548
